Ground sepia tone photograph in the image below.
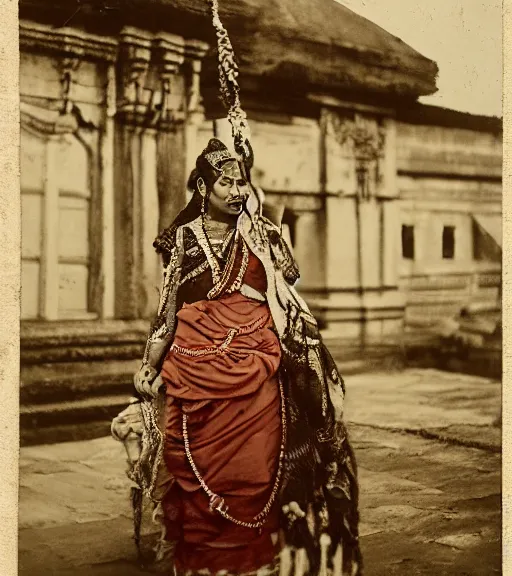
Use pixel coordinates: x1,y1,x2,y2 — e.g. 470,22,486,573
15,0,502,575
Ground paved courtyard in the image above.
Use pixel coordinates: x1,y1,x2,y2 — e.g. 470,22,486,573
18,368,501,576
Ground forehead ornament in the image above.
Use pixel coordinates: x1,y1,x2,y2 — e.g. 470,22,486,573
204,149,235,170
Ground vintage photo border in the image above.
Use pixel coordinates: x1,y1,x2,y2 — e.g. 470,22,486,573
0,0,20,573
0,1,509,574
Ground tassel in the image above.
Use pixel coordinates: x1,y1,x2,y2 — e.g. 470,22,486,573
294,549,308,576
332,543,343,576
318,533,331,576
280,546,293,576
130,486,143,558
151,503,168,562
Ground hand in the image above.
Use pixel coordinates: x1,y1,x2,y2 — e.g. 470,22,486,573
111,401,143,441
133,363,158,398
150,374,165,398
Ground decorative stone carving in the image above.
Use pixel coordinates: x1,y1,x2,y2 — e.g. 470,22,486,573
322,109,385,201
152,33,186,128
19,20,118,62
21,56,98,136
20,21,109,134
116,29,208,130
117,28,152,124
184,40,209,114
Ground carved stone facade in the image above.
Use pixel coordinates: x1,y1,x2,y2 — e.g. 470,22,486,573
211,107,501,346
19,18,502,344
19,20,208,323
396,120,502,332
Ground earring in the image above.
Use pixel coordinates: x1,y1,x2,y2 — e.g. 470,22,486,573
201,195,206,215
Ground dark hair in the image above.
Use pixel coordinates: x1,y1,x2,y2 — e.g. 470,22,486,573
186,168,201,193
153,179,202,264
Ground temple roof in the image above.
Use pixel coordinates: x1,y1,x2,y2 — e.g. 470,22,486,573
20,0,439,101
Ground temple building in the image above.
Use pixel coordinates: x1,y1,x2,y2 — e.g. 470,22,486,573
19,0,502,444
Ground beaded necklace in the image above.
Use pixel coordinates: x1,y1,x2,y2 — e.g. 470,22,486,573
180,214,286,530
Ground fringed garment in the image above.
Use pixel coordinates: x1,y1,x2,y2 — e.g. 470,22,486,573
127,196,362,576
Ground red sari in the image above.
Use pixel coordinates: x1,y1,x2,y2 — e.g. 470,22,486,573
160,252,282,573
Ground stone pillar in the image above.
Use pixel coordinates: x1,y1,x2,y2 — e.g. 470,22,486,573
157,40,208,232
156,126,186,233
40,136,60,321
114,29,180,319
184,41,209,178
113,28,208,320
319,109,405,345
294,208,326,292
100,63,116,319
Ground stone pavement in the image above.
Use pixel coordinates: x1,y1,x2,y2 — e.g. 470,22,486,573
18,368,502,576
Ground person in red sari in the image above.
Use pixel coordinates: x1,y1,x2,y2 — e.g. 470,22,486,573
158,148,283,573
114,138,362,576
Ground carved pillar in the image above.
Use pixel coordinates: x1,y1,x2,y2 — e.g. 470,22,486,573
320,109,405,344
152,33,185,234
114,28,151,319
183,40,209,186
155,39,208,233
114,29,207,320
100,63,117,319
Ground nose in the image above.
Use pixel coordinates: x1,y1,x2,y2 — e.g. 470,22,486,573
232,183,249,200
230,184,244,200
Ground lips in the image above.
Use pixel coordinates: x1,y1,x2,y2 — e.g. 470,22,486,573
227,199,243,211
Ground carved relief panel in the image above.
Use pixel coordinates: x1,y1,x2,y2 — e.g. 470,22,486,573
321,109,386,200
19,21,209,322
116,28,208,130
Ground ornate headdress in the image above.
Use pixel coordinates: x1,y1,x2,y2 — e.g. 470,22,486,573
204,148,235,170
195,138,236,187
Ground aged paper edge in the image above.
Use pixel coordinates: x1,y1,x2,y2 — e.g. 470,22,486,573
502,2,510,575
0,0,20,573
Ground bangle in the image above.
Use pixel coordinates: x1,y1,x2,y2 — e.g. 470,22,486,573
138,363,158,385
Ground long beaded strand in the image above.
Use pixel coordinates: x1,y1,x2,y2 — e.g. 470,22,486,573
182,374,287,530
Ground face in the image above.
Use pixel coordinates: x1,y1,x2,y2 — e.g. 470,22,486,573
208,160,250,215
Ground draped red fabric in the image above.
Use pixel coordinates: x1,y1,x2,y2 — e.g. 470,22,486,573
160,290,282,573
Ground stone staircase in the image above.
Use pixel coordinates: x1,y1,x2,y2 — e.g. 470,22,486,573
19,320,444,446
20,321,148,446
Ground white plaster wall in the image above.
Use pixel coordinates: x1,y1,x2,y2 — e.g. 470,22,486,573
248,118,321,194
20,51,104,320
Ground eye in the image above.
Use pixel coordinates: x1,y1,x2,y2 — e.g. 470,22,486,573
237,179,248,187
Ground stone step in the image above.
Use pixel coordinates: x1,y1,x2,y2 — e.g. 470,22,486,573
20,359,141,404
20,394,132,434
20,420,115,447
21,342,145,365
21,320,148,365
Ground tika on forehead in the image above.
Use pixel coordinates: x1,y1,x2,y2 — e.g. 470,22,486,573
204,148,235,169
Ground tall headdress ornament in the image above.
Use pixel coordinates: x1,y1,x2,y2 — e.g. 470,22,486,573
208,0,254,174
